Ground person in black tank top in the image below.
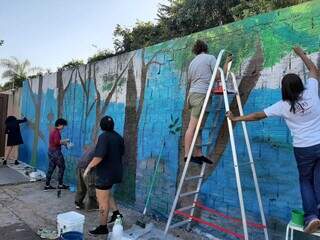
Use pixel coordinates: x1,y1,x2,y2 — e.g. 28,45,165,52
84,116,124,236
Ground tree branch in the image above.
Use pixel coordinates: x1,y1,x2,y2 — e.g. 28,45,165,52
86,99,97,117
100,53,136,115
77,67,89,98
137,50,164,121
64,68,75,94
25,79,37,106
148,61,165,66
93,63,100,99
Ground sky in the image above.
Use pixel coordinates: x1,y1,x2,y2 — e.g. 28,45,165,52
0,0,167,84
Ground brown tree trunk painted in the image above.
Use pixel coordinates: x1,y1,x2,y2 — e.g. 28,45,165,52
116,49,160,203
205,42,264,177
57,69,63,118
31,75,43,166
92,63,102,142
116,59,138,203
57,69,75,119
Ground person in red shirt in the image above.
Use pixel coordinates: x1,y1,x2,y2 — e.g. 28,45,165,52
44,118,69,191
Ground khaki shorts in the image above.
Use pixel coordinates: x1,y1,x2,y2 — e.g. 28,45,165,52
188,92,207,118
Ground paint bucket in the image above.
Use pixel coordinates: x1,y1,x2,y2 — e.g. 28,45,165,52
57,211,85,236
60,231,83,240
291,209,304,226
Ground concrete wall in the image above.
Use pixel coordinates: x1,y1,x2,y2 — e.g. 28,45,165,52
19,1,320,238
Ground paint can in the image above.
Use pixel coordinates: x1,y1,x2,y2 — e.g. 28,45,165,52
60,231,83,240
291,209,304,226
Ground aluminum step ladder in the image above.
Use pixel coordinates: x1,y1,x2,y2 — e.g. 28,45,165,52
164,50,269,240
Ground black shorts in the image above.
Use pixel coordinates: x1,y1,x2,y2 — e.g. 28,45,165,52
95,184,113,190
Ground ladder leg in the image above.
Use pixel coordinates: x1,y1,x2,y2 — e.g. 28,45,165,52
220,68,249,240
231,72,269,240
164,50,226,235
187,163,207,230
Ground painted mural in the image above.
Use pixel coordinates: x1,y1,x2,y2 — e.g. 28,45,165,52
20,1,320,238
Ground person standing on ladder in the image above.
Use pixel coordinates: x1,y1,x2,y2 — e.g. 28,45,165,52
185,39,231,164
227,46,320,234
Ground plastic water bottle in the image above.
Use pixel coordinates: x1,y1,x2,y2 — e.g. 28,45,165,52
111,215,123,240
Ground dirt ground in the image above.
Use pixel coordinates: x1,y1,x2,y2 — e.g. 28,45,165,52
0,163,212,240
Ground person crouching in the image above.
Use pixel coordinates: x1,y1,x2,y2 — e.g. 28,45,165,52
75,145,98,211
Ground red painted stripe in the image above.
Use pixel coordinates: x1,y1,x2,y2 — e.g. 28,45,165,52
195,202,266,229
175,210,245,239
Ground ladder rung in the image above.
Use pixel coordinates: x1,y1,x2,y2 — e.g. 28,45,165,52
180,190,198,197
185,175,203,181
214,91,237,95
169,220,190,229
205,108,224,113
196,142,212,147
176,205,195,212
234,162,254,167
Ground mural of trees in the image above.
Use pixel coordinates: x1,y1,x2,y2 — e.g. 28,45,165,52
91,54,134,142
18,1,320,228
77,63,96,145
25,75,46,166
57,68,76,118
117,48,164,203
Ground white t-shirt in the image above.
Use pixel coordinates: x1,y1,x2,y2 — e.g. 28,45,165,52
264,78,320,148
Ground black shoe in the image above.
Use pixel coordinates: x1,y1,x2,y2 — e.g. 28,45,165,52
75,202,84,210
58,184,69,190
89,225,108,235
197,156,213,164
14,160,19,165
3,160,7,165
108,212,123,224
184,156,203,165
44,185,56,191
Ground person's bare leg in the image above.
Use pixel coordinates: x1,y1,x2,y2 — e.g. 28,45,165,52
109,193,118,212
194,132,203,157
194,112,209,157
3,146,13,165
5,146,13,161
184,116,199,158
96,189,110,225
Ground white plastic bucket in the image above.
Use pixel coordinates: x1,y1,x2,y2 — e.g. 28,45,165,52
57,211,85,236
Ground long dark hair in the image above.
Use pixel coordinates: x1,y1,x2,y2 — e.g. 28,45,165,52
281,73,305,113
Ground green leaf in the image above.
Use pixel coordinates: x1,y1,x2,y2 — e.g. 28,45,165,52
175,127,182,132
173,117,179,126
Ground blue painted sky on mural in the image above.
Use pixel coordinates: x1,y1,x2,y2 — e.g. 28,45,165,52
0,0,166,84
